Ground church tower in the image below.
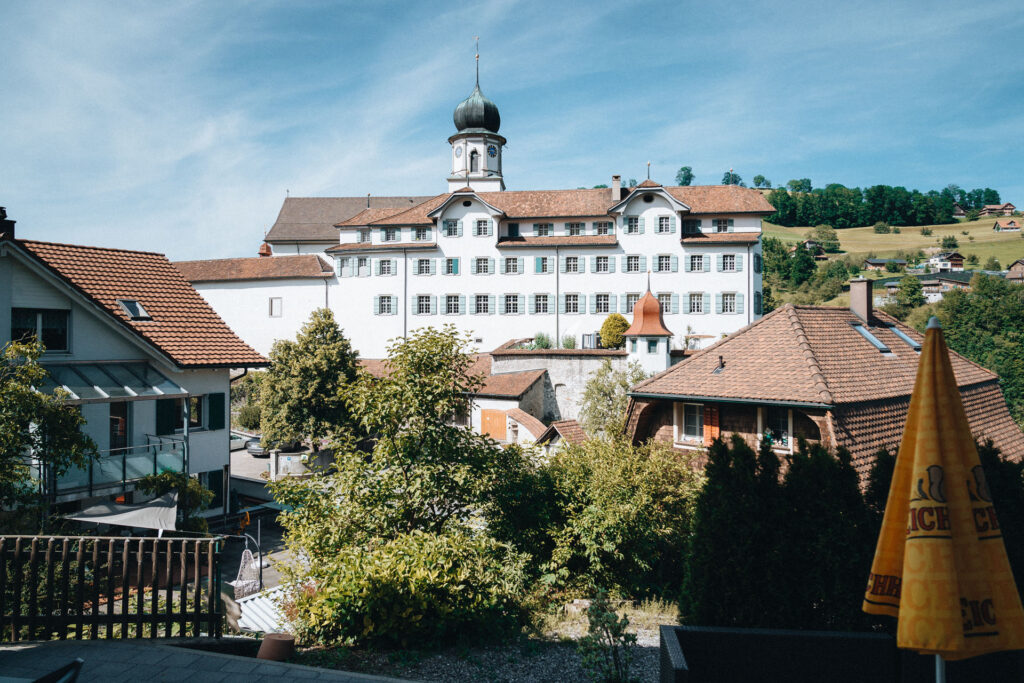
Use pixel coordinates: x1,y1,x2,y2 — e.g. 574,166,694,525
447,49,506,192
624,288,673,375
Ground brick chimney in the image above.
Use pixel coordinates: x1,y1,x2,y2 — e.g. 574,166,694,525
611,175,621,202
849,277,873,322
0,207,14,239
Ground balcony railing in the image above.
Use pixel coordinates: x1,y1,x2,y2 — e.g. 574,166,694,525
53,435,186,497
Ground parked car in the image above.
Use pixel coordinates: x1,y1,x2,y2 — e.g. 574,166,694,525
245,438,303,458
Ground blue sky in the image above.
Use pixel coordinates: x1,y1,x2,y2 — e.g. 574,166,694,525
2,0,1022,261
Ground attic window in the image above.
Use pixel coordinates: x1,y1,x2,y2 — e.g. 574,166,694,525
851,324,891,354
117,299,152,321
887,325,922,352
462,200,472,207
643,194,654,203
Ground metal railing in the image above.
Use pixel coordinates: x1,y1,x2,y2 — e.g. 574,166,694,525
53,436,186,497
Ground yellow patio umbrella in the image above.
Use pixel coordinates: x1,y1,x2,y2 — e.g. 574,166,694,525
863,317,1024,678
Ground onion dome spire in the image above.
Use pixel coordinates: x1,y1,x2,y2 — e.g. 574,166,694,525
453,38,501,134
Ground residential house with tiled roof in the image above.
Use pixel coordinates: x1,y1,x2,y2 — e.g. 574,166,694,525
928,251,964,272
1008,259,1024,283
0,214,266,512
979,203,1016,217
624,279,1024,481
181,75,773,358
993,218,1021,232
536,419,588,453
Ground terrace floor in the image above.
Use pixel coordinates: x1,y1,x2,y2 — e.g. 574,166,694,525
0,639,410,683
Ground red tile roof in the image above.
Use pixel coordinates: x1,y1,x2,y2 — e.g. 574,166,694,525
358,353,545,399
636,179,662,188
16,239,267,368
505,408,547,438
174,255,332,282
335,208,411,227
496,235,618,248
537,419,588,446
680,233,762,244
265,196,433,242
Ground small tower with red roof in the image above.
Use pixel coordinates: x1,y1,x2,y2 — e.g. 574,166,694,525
624,288,673,375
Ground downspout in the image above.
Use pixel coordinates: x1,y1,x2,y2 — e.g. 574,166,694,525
403,248,408,338
182,392,190,475
747,242,752,324
555,245,560,345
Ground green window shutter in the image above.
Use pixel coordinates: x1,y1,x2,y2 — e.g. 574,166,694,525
391,296,399,315
638,216,645,234
671,255,679,272
517,257,524,274
609,258,616,273
518,294,525,314
717,254,724,272
639,255,647,272
620,296,629,314
533,223,540,236
535,256,543,273
430,296,437,315
671,294,679,314
208,392,226,431
500,258,507,274
379,228,386,242
621,255,628,271
457,220,464,237
155,399,177,436
560,256,567,273
715,293,723,314
590,256,597,273
609,294,618,313
410,296,418,315
736,254,744,272
684,256,692,272
737,293,745,315
427,227,433,241
703,292,711,314
703,255,711,272
488,295,496,315
430,259,437,275
670,215,677,233
374,296,382,315
375,260,382,276
454,258,460,275
559,294,566,314
487,258,495,274
488,219,494,236
458,295,466,314
755,292,763,315
754,254,762,274
528,295,536,315
589,294,597,314
471,259,478,275
727,219,735,232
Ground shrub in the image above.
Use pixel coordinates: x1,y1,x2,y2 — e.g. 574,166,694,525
532,332,553,349
967,253,979,265
236,401,261,431
872,222,891,234
962,230,970,236
577,589,639,683
920,227,933,236
562,334,577,349
892,227,901,234
287,530,527,647
599,314,630,349
941,235,959,249
579,360,648,439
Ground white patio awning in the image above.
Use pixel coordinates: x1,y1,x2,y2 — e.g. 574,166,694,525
66,492,178,531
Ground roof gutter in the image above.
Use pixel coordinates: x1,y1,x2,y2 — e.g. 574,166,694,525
627,391,834,410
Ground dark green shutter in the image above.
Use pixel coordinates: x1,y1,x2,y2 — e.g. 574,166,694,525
208,392,226,431
156,398,177,435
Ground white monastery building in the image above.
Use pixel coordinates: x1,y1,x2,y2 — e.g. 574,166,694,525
176,73,774,359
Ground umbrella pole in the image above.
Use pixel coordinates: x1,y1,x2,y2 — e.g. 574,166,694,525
935,654,946,683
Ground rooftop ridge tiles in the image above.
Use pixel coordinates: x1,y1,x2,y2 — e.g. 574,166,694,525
787,305,835,405
16,238,167,257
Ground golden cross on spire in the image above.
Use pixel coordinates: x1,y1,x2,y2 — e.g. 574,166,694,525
474,36,480,85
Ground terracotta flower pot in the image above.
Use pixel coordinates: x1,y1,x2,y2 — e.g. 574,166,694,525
257,632,295,661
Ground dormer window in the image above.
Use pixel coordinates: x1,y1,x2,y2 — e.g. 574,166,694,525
117,299,152,321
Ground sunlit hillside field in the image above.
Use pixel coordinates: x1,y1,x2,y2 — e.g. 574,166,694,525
762,217,1024,267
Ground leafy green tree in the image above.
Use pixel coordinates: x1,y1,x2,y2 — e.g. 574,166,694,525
967,208,981,221
941,235,959,249
788,246,817,286
261,308,359,449
787,178,813,193
967,253,980,265
766,188,796,225
808,224,840,252
873,221,891,234
760,236,791,283
752,174,770,189
721,170,744,186
599,313,630,349
883,275,925,320
982,188,1002,205
761,282,778,314
627,178,638,188
675,166,694,186
579,360,648,439
984,256,1001,270
0,342,96,514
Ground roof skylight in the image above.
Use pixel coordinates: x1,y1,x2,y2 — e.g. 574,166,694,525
852,324,891,354
887,325,922,352
117,299,152,321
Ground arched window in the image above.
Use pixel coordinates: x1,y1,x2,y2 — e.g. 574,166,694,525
470,150,480,173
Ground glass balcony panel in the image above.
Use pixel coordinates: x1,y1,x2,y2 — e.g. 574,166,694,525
124,449,155,480
56,464,89,493
93,455,125,488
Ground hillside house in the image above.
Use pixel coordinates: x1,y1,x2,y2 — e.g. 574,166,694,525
979,203,1016,217
993,218,1021,232
928,251,964,272
862,258,907,271
624,279,1024,481
953,203,967,218
0,216,266,513
878,271,978,304
790,240,828,261
1007,259,1024,283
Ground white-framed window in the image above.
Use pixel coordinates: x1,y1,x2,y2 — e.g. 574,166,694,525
714,219,730,233
625,293,640,312
565,293,580,314
596,293,610,314
335,256,351,277
535,223,552,237
445,257,459,275
682,219,701,234
380,259,393,276
722,254,736,272
443,220,459,237
626,255,641,273
689,254,703,271
535,294,550,314
475,257,490,274
722,292,737,314
657,255,672,272
595,221,612,235
764,406,790,449
505,257,519,274
677,403,704,443
383,228,398,242
658,216,671,233
647,339,659,353
416,295,431,315
268,297,282,318
414,227,429,241
626,216,639,234
416,259,431,275
377,296,393,315
566,256,580,273
475,219,489,236
445,295,460,315
595,256,609,273
657,293,672,312
357,257,369,277
503,294,519,314
357,229,371,243
475,294,490,314
567,222,583,236
688,293,703,314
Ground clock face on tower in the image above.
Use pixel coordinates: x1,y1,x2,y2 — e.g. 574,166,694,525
487,144,497,158
455,147,462,158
